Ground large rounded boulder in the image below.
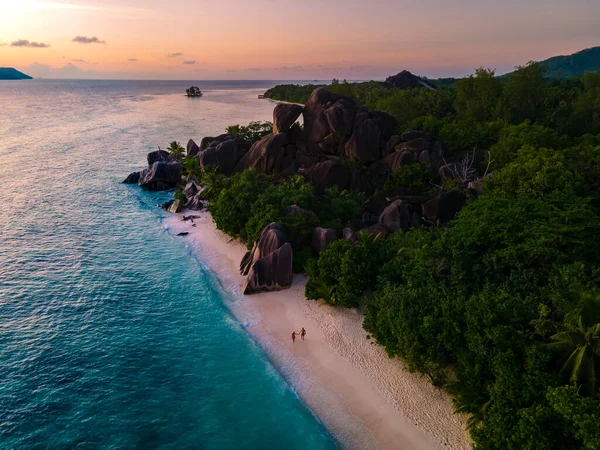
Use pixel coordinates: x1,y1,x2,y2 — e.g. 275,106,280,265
147,149,171,166
241,223,294,295
137,161,182,191
422,190,466,224
273,103,303,134
345,108,397,164
234,133,296,175
303,88,357,156
199,137,251,176
187,139,201,157
311,227,338,254
378,199,412,233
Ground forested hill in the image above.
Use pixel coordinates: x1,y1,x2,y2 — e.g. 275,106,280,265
0,68,32,80
541,46,600,78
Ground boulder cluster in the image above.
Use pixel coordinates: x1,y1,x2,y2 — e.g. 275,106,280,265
123,86,487,295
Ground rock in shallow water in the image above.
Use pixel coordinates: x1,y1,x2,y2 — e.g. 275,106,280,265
138,161,182,191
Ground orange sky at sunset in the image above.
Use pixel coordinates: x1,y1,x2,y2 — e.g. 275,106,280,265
1,0,599,80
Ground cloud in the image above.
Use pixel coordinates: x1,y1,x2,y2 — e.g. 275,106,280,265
24,62,85,78
10,40,50,48
73,36,106,44
168,52,183,58
246,67,262,71
128,58,138,62
0,42,7,47
72,59,88,63
183,60,196,65
273,65,303,71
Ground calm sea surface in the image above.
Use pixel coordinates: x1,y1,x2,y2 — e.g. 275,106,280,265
0,80,336,449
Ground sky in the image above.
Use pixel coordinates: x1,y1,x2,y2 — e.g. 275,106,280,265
1,0,599,80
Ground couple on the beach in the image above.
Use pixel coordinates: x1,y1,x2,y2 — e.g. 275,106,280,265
292,328,306,343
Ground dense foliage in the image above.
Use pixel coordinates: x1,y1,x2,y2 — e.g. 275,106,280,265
208,170,363,253
226,121,273,142
198,66,600,448
278,67,600,448
265,64,600,147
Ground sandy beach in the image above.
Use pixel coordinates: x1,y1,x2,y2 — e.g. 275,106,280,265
164,211,471,450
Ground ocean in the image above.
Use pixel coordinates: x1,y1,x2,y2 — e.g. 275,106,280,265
0,80,337,449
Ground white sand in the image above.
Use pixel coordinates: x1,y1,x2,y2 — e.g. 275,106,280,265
164,212,471,450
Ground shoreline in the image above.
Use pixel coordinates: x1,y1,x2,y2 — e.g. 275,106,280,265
164,211,471,450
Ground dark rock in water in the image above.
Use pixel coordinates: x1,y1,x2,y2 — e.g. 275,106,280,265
177,232,189,236
168,199,184,213
345,109,397,164
160,199,174,210
122,171,140,184
303,88,357,156
311,227,339,253
362,223,389,238
343,227,357,244
234,133,295,175
199,138,252,176
187,139,200,157
379,199,411,233
383,71,436,90
243,243,293,295
138,161,182,191
241,223,293,295
273,103,303,134
422,190,466,223
147,150,171,166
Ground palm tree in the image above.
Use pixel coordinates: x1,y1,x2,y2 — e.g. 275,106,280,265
182,156,202,181
548,315,600,396
198,166,226,200
447,383,492,430
167,141,185,160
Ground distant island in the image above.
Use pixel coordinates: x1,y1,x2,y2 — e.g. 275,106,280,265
540,45,600,78
186,86,203,97
0,68,32,80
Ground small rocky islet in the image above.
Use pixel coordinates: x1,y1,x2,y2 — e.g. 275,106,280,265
124,80,485,295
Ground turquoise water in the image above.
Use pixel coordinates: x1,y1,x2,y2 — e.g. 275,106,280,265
0,80,336,449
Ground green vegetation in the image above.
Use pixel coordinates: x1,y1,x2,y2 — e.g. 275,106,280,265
265,67,600,448
539,46,600,78
226,121,273,142
265,63,600,148
207,170,363,250
188,65,600,448
167,141,185,160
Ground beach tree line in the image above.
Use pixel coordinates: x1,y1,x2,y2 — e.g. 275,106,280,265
183,65,600,448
